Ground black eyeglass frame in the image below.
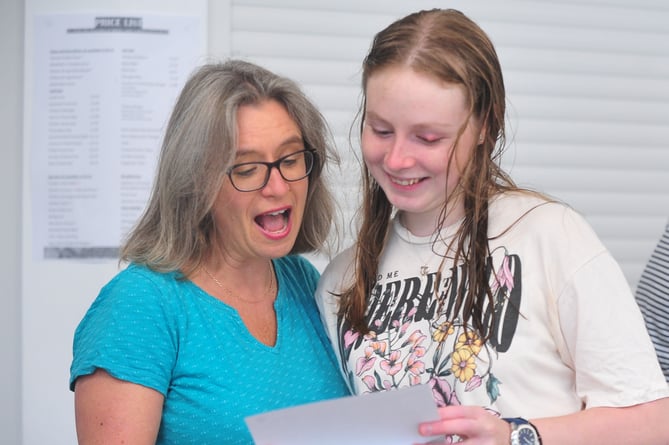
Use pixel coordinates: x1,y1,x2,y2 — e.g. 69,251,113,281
226,148,316,192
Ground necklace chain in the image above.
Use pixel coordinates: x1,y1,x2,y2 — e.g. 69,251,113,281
202,263,275,304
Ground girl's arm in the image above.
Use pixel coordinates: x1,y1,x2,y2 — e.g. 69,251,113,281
533,397,669,445
418,397,669,444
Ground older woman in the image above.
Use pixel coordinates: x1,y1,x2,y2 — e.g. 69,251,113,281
70,60,349,445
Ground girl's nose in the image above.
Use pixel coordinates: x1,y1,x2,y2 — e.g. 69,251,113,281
384,138,415,171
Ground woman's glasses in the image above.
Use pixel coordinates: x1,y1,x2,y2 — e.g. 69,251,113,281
227,149,315,192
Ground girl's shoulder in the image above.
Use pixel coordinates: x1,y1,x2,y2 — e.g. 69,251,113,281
490,190,581,230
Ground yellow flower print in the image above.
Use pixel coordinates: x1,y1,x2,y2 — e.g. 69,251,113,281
451,347,476,382
432,322,455,342
455,331,482,355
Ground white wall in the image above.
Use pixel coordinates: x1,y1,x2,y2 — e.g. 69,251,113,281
0,0,24,442
5,1,669,444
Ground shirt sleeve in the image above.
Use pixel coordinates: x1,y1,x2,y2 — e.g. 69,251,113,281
69,266,180,395
553,210,669,407
634,222,669,382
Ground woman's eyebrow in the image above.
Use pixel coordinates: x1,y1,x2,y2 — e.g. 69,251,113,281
235,134,305,158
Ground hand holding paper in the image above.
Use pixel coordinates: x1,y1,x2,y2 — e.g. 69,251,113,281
245,384,441,445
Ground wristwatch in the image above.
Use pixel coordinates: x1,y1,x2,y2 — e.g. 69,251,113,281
503,417,542,445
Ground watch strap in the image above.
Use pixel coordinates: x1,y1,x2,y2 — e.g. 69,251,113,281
503,417,543,445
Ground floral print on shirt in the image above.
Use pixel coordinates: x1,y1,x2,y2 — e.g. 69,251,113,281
336,247,521,408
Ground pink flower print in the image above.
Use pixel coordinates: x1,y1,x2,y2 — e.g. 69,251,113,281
343,330,359,349
399,320,411,336
402,330,427,349
361,375,377,391
370,341,386,355
406,353,426,377
356,347,376,375
380,350,403,376
465,374,483,392
492,254,514,294
429,377,461,407
412,346,426,358
393,307,418,332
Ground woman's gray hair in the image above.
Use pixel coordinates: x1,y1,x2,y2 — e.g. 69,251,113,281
120,60,339,275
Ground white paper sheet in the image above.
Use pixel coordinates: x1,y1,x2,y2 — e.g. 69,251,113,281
245,384,442,445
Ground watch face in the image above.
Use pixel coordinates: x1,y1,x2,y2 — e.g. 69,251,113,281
518,424,538,445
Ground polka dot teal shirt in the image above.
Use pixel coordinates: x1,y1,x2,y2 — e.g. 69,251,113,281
70,255,350,444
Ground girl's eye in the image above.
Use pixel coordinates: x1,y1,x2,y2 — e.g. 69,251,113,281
417,135,442,144
372,127,393,137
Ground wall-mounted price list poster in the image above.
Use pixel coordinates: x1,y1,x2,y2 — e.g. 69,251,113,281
30,11,205,260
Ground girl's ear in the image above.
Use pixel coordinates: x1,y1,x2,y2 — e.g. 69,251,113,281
477,127,486,145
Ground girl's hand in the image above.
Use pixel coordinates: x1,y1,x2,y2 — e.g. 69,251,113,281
415,405,510,444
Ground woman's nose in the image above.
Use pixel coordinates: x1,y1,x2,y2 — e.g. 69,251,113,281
261,165,290,195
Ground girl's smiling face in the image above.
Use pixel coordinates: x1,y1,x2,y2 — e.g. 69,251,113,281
361,66,481,236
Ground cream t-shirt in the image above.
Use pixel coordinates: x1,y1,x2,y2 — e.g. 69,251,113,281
317,191,669,418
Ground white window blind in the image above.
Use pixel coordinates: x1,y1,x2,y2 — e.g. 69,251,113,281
226,0,669,288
